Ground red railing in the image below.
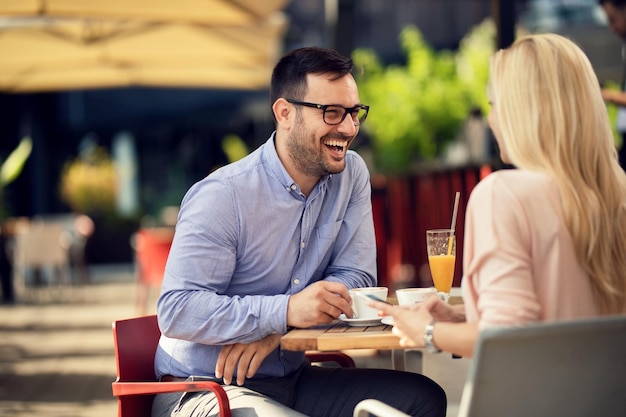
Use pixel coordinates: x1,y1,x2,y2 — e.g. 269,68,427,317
372,165,491,291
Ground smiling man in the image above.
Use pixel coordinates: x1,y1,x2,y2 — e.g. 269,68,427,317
151,47,446,417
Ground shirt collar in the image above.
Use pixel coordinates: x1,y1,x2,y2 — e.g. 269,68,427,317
263,132,331,195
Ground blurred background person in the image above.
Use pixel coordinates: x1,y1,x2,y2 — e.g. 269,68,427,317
599,0,626,168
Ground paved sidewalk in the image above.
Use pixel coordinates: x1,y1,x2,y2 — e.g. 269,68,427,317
0,264,469,417
0,264,153,417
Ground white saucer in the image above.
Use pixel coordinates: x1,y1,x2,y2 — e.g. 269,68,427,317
381,316,394,326
338,314,382,327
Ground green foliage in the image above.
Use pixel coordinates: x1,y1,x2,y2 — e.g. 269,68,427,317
59,146,117,216
0,136,32,187
603,80,623,150
221,134,249,163
353,20,495,174
456,19,494,117
0,136,33,219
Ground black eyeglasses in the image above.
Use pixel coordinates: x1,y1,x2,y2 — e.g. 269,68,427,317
286,99,369,126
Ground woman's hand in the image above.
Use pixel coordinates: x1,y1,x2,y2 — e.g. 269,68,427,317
367,300,433,347
368,294,465,348
423,295,456,321
369,295,476,357
424,295,467,323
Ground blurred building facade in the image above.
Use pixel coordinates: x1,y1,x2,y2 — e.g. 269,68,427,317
0,0,620,262
0,1,495,220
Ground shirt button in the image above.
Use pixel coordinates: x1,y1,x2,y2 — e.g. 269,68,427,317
294,278,300,285
301,241,305,249
290,184,297,191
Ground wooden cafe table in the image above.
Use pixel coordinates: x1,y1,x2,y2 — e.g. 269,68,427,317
280,319,412,371
280,291,463,373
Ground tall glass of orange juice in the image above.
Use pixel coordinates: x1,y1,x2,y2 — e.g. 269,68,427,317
426,229,456,302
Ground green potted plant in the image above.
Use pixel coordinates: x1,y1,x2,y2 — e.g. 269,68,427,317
353,20,494,174
59,145,138,263
59,145,117,218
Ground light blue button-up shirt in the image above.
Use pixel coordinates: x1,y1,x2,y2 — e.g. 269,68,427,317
155,134,377,379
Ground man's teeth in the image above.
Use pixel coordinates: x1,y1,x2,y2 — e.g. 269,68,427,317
324,140,345,149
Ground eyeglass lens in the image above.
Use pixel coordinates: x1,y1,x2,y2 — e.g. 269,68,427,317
324,105,368,125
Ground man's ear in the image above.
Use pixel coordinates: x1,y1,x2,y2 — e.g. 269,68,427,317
273,98,293,130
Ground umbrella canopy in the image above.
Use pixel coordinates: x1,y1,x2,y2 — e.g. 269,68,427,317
0,0,288,92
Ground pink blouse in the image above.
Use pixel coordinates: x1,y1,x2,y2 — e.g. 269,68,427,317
461,169,598,329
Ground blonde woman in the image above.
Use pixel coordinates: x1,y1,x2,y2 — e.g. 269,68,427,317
370,33,626,358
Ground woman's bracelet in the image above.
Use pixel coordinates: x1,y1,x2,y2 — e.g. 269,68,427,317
424,320,442,354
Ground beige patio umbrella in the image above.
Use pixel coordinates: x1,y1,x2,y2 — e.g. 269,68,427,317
0,0,288,92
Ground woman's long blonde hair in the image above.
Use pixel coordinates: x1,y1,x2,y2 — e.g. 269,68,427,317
488,33,626,314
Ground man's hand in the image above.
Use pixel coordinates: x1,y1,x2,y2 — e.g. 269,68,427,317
287,281,353,328
215,333,281,385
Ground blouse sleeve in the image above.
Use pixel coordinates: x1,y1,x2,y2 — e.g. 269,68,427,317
463,173,542,328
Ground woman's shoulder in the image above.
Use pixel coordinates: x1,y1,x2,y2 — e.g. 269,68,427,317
468,169,560,221
468,169,562,233
473,169,555,198
481,168,551,184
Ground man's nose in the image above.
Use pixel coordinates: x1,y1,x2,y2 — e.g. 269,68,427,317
336,113,359,135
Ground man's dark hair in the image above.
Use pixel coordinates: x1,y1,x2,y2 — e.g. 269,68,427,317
269,46,354,116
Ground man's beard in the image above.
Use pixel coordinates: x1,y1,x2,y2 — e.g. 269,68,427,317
287,118,350,178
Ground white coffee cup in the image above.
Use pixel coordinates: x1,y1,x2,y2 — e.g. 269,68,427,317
395,287,438,306
349,287,388,319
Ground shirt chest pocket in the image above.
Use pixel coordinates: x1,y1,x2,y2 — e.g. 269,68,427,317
314,220,342,268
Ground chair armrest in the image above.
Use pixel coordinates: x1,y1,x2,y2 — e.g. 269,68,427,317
353,399,411,417
112,381,231,417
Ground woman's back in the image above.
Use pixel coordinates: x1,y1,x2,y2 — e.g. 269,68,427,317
461,169,598,328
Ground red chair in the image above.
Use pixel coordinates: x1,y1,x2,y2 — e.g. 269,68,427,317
112,315,354,417
112,315,231,417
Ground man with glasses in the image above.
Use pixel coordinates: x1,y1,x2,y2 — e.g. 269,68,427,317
152,46,446,417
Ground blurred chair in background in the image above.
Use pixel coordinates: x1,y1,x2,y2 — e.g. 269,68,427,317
30,213,95,284
132,227,174,315
132,206,179,314
11,218,73,302
7,213,94,303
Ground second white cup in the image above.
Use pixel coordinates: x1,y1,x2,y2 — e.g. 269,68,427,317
395,287,438,306
349,287,388,319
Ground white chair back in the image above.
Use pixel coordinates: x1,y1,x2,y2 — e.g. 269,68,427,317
458,315,626,417
353,315,626,417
